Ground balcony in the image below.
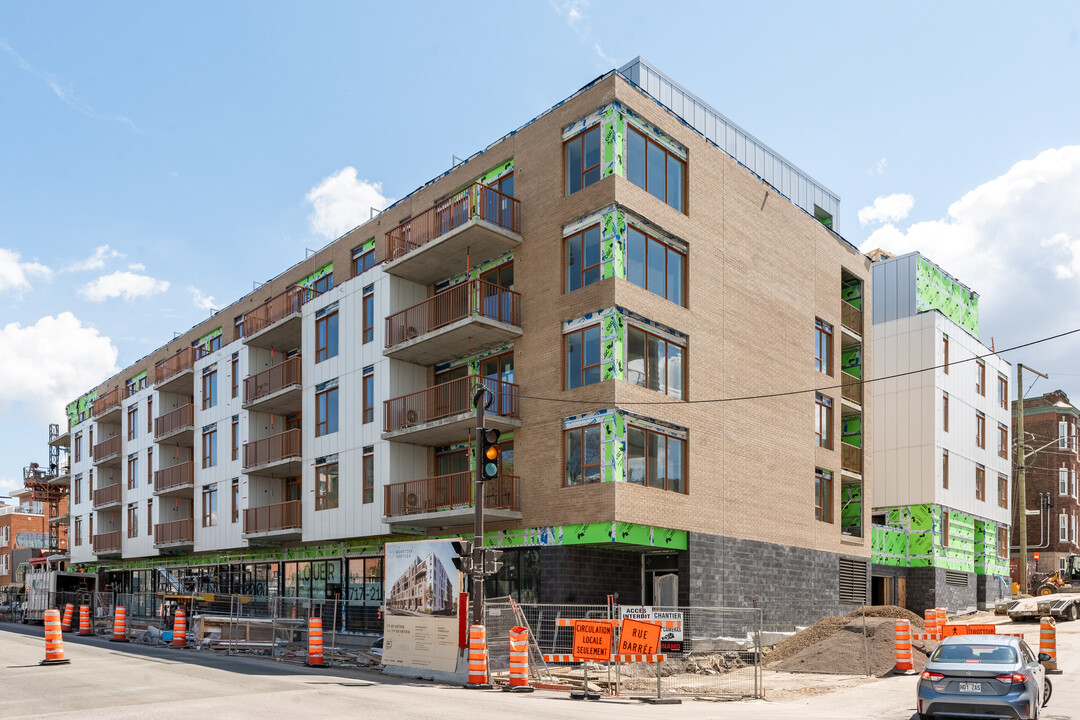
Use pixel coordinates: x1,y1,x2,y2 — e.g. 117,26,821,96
841,372,862,410
48,465,72,486
243,356,303,415
383,183,522,286
49,426,71,448
155,346,204,394
154,518,195,550
841,442,862,476
243,286,318,350
243,429,302,477
243,500,302,541
384,280,522,365
92,387,123,424
154,404,195,445
841,300,863,338
153,462,195,496
93,531,122,556
92,482,123,510
383,375,520,445
92,436,122,467
383,473,521,529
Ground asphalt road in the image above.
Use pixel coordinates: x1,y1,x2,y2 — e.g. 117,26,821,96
0,619,1075,719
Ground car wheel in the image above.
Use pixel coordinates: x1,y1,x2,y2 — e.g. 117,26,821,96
1043,676,1053,708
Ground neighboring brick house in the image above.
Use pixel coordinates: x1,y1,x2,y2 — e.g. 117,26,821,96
1013,391,1080,577
0,503,48,587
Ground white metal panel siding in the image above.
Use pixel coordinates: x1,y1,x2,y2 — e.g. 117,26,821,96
871,252,917,326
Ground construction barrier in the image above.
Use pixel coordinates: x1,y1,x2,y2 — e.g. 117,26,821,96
40,609,70,666
306,616,324,667
78,605,92,636
60,603,74,633
173,609,187,648
503,625,534,692
111,606,127,642
1040,616,1058,672
465,624,491,689
935,607,946,638
895,619,914,672
924,608,939,641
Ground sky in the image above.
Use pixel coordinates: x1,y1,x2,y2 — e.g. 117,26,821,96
2,2,1080,498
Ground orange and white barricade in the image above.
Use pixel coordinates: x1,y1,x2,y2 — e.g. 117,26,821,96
306,616,324,667
40,609,70,666
1040,616,1058,672
464,624,491,689
60,603,75,632
503,625,534,692
111,606,127,642
173,609,187,648
935,608,947,638
924,608,939,640
895,619,914,672
78,605,92,636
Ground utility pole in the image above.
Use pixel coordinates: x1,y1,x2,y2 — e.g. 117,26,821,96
471,387,490,627
1016,363,1048,596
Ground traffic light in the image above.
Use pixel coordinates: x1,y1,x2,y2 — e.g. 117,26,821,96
480,428,501,481
451,539,473,574
484,548,504,575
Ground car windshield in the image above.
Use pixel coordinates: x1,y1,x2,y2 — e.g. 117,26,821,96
931,644,1017,664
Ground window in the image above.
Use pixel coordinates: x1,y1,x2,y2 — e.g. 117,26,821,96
363,447,374,504
943,334,949,374
127,454,138,489
207,334,222,352
943,393,949,432
626,125,685,212
231,353,239,398
815,469,833,523
74,517,82,546
316,460,339,510
353,245,376,276
147,397,153,433
127,405,138,440
975,465,985,501
626,326,684,399
942,450,949,489
313,273,333,294
202,484,218,527
234,314,245,340
147,448,152,485
231,479,239,523
997,528,1008,559
564,325,602,389
564,224,602,292
126,379,136,396
998,374,1008,410
626,226,685,305
202,426,218,469
362,285,374,344
202,369,218,410
815,394,833,449
315,309,339,362
363,368,374,424
1060,419,1069,450
89,427,93,459
998,423,1008,459
88,469,93,495
89,514,93,540
74,433,82,463
976,360,985,396
976,411,985,449
231,416,239,461
626,425,686,492
1060,513,1068,542
814,319,833,375
998,474,1008,509
74,474,81,504
127,503,138,538
942,511,950,547
1060,467,1069,496
315,383,339,437
564,125,600,195
147,499,153,536
564,425,602,486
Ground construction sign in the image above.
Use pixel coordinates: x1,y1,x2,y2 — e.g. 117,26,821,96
617,618,660,656
572,619,614,661
941,624,998,637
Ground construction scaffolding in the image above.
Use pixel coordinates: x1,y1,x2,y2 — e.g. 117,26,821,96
21,425,70,555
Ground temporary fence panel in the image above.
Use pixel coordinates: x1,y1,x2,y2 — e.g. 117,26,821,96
483,598,554,684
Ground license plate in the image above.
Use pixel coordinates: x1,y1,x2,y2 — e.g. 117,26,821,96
958,682,982,693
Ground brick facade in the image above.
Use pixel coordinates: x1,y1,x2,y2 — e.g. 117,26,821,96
0,510,47,587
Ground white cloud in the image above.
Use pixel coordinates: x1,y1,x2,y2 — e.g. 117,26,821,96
858,193,915,226
128,262,145,271
0,247,51,292
550,1,615,67
305,167,392,240
189,286,216,311
0,312,119,425
63,244,124,272
79,271,169,302
869,157,888,176
0,476,22,501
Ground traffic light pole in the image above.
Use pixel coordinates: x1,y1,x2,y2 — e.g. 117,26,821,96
471,387,489,627
1016,363,1047,596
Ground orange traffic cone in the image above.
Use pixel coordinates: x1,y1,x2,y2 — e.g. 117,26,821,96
464,625,491,689
173,609,187,648
111,606,127,642
60,603,75,632
503,625,534,692
41,609,70,665
78,604,92,636
306,616,324,667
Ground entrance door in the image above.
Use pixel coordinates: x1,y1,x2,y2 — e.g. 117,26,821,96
653,574,678,607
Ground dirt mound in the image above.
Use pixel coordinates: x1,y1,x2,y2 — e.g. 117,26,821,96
845,605,925,627
769,616,934,677
764,616,849,666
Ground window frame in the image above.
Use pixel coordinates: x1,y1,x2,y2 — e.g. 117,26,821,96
815,394,833,450
353,247,376,277
815,469,833,523
363,368,374,424
563,125,602,196
814,319,833,376
943,334,950,374
625,124,686,212
362,286,375,344
563,425,603,487
312,273,334,295
625,324,685,399
942,449,949,489
563,223,603,293
998,374,1009,410
202,484,218,528
202,369,218,410
147,448,152,485
976,360,986,396
315,310,339,363
976,411,986,449
975,464,986,501
625,424,687,493
127,405,138,441
231,479,239,523
315,460,340,511
625,225,686,306
1060,466,1069,496
315,385,339,437
202,427,217,469
563,325,603,390
127,503,138,539
147,397,153,433
147,498,153,536
231,354,239,398
127,454,138,490
363,447,374,504
998,473,1008,509
943,393,950,432
998,423,1008,459
231,417,239,461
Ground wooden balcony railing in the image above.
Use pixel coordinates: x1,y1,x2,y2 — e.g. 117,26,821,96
385,182,520,261
841,442,862,474
384,472,520,517
92,482,123,508
841,300,863,336
154,404,194,439
92,387,121,417
244,356,302,404
93,531,122,553
154,462,194,493
384,375,518,432
841,372,862,406
155,346,204,385
154,518,194,545
93,435,121,461
385,279,520,349
243,286,319,338
244,500,302,534
243,429,302,470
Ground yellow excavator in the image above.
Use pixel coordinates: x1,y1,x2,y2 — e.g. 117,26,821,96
1034,554,1080,595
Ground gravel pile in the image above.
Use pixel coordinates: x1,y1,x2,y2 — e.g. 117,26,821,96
769,617,933,676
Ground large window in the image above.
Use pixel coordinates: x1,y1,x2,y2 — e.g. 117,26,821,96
564,425,602,486
998,374,1009,410
1060,467,1068,496
231,416,240,461
564,224,602,292
74,516,82,546
353,245,377,276
942,450,949,489
231,354,239,398
315,459,339,511
313,273,333,294
1060,513,1068,542
1059,419,1069,450
202,427,217,469
564,325,602,389
231,479,239,523
626,125,685,212
74,433,81,463
362,286,374,344
815,394,833,449
626,226,684,305
202,484,218,527
564,125,601,195
316,383,339,437
74,474,81,504
815,319,833,375
127,503,138,538
975,465,986,501
127,454,138,489
976,360,986,396
363,368,374,424
997,528,1009,559
626,425,686,493
815,469,832,523
943,393,949,432
976,411,986,449
202,369,217,410
363,447,374,504
316,309,339,363
127,405,138,440
998,474,1008,509
998,423,1008,459
626,325,684,399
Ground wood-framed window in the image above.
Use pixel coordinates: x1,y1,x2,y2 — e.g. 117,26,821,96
626,226,685,306
626,424,686,493
74,433,82,463
202,427,217,469
998,374,1009,410
815,319,833,375
815,393,833,449
998,423,1008,459
88,469,93,495
362,368,374,424
202,484,218,527
353,246,377,276
564,125,601,196
202,369,217,410
89,513,93,540
315,384,339,437
231,416,239,461
362,285,374,344
207,334,222,352
315,309,339,363
231,353,239,398
997,528,1008,559
127,454,138,489
313,273,333,294
564,425,602,486
976,411,986,449
626,124,685,212
943,334,949,374
74,517,82,546
127,503,138,538
975,464,986,501
564,224,602,292
943,393,949,432
942,449,949,489
976,360,986,396
942,510,950,547
127,405,138,440
998,473,1008,509
626,325,684,399
147,499,152,536
89,427,93,459
564,325,602,389
234,314,245,341
315,460,339,511
147,448,152,485
363,446,374,504
74,474,81,504
231,479,239,523
815,469,833,523
147,397,153,433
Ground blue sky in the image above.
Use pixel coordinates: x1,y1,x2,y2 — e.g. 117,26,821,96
2,2,1080,497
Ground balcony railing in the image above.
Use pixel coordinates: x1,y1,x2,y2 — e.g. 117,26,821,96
243,286,319,338
243,429,302,470
93,482,122,508
154,462,194,493
155,346,204,386
386,280,520,349
384,375,518,433
384,472,520,517
244,356,302,404
841,372,862,406
244,500,302,534
93,436,122,462
841,442,862,474
841,300,863,336
93,531,122,554
386,183,520,261
92,388,121,417
154,404,195,439
154,518,194,545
